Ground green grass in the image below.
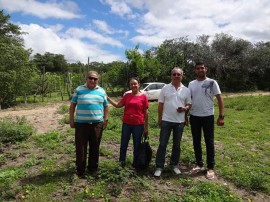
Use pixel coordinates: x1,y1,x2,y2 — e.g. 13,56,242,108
0,95,270,201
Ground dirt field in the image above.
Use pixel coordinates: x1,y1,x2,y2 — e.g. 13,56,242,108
0,101,70,134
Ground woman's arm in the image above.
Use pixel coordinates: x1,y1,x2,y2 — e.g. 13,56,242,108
107,96,124,108
144,108,149,133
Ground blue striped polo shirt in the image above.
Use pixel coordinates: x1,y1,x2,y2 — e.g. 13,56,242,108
71,84,108,123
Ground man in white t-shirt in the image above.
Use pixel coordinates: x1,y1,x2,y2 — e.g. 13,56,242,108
154,67,192,177
188,62,224,180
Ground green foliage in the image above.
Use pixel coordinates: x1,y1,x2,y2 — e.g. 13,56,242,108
0,11,39,107
0,167,26,194
125,45,146,80
57,104,69,114
0,116,34,143
32,52,68,73
33,130,65,150
97,160,136,183
181,181,241,202
215,95,270,192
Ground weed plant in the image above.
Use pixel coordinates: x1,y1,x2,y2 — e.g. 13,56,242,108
0,116,34,143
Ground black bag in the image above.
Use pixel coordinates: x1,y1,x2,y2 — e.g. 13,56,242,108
133,133,152,170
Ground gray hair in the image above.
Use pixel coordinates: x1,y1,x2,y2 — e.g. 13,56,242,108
171,67,184,75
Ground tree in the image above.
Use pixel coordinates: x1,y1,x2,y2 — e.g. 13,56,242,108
104,61,127,92
33,52,68,73
0,10,38,108
250,42,270,90
125,45,148,81
211,33,253,91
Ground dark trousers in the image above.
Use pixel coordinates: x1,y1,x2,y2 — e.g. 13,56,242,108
120,123,144,164
190,115,215,169
75,122,103,174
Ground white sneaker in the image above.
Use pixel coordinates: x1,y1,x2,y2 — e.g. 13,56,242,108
154,168,163,177
172,166,181,175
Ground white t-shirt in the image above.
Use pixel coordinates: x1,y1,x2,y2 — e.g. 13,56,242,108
188,78,221,117
158,83,191,123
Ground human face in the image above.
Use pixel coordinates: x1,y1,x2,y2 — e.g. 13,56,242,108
86,73,98,89
129,79,140,93
195,64,207,80
171,69,183,83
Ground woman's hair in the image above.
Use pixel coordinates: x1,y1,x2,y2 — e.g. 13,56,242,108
128,77,140,85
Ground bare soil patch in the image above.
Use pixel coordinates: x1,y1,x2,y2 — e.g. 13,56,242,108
0,101,70,134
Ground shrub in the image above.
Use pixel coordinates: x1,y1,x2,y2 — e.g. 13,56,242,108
56,104,69,114
0,116,34,143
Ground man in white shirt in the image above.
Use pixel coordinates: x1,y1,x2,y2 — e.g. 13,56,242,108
154,67,192,177
188,62,224,180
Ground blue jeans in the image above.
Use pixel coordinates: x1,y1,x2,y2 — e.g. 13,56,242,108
155,121,184,168
190,115,215,169
119,123,144,164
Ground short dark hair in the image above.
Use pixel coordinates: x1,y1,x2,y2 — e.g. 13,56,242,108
128,77,140,84
195,61,205,67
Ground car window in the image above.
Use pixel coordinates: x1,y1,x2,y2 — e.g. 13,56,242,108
141,83,149,90
157,84,165,89
148,84,157,90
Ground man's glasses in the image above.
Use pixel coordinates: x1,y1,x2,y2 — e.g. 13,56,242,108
87,77,98,81
172,73,182,76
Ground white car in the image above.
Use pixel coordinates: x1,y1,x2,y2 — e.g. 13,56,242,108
124,82,166,101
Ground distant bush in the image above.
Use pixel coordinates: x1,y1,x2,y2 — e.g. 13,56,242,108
0,116,34,143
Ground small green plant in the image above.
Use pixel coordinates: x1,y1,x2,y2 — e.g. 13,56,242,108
33,130,65,150
57,104,69,114
181,181,241,202
0,116,34,143
97,160,136,183
58,114,70,125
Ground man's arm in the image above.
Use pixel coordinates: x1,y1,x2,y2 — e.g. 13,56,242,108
216,94,224,126
184,104,192,126
69,102,77,128
103,105,109,129
158,102,164,128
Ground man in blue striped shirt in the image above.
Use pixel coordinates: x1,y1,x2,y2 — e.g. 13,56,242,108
69,71,109,177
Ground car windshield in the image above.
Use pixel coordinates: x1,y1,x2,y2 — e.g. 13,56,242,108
140,83,149,90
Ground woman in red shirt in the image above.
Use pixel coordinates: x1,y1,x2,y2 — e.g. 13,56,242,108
107,77,149,167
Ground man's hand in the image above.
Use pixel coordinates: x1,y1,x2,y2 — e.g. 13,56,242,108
217,118,224,126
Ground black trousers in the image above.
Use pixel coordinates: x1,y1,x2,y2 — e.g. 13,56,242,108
190,115,215,169
74,122,104,174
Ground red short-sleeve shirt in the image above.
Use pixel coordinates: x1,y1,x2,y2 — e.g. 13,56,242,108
120,93,148,125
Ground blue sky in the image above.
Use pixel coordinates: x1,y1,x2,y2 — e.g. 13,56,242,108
1,0,270,64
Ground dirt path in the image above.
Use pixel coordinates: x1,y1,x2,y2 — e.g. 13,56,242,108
0,101,70,134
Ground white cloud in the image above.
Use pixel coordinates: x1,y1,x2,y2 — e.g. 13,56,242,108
2,0,270,64
65,27,124,47
20,23,122,63
93,19,129,38
101,0,132,17
0,0,82,19
93,19,114,34
130,0,270,46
